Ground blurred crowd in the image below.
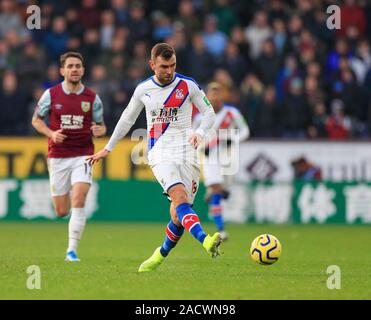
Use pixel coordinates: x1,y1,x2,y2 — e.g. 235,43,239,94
0,0,371,139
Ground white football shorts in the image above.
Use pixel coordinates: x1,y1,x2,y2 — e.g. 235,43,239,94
151,162,200,204
47,156,93,196
202,162,223,187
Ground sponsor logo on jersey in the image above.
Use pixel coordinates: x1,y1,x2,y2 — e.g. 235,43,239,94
55,104,63,110
203,96,211,106
60,115,84,129
81,101,91,112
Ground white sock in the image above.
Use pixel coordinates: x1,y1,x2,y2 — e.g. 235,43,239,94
67,208,86,253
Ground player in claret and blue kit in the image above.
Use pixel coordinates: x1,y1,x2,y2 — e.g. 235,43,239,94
32,52,106,262
87,43,223,272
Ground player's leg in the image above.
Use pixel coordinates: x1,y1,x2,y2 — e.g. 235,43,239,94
52,194,71,217
159,203,184,257
168,182,222,258
203,161,227,239
49,158,72,217
209,183,228,240
66,157,93,261
66,182,90,260
138,204,184,273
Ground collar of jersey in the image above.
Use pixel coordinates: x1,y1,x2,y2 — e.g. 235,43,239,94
151,74,177,88
61,81,85,95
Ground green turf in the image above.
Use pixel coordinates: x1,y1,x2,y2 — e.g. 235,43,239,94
0,222,370,300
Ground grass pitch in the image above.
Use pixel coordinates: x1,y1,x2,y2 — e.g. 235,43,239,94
0,222,370,300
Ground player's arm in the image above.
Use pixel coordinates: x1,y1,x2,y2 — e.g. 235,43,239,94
188,82,216,149
91,94,106,138
232,108,250,141
31,89,67,144
87,91,144,164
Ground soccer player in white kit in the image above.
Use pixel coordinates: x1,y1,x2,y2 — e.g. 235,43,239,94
193,82,250,240
87,43,222,272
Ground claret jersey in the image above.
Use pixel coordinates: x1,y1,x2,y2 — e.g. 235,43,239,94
35,82,104,158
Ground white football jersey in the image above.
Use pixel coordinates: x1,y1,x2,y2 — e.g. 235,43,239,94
105,73,216,166
193,104,250,153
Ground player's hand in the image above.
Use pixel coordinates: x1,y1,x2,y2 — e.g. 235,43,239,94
51,129,67,144
188,133,203,149
91,122,106,138
86,149,109,165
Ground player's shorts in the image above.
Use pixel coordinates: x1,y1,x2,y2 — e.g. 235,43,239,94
203,161,223,187
47,156,93,196
151,162,200,204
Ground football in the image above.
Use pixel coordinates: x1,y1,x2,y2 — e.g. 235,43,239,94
250,234,282,265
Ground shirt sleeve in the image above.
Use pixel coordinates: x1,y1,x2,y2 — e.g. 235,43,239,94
231,108,250,141
192,113,202,130
104,89,144,151
34,89,51,118
92,94,104,124
189,81,215,137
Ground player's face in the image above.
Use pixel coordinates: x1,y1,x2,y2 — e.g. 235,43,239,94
150,55,176,85
60,57,84,84
207,89,223,112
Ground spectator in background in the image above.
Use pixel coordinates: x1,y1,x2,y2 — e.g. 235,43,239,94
186,33,215,87
350,38,371,85
325,99,352,140
254,38,281,86
151,11,174,42
244,10,272,59
291,156,322,181
240,73,264,130
220,41,248,86
0,70,29,135
44,16,69,62
213,68,234,103
202,14,228,60
286,14,303,54
126,1,151,47
111,0,129,25
78,0,101,30
304,75,325,110
213,0,238,36
65,7,83,37
42,64,61,89
326,38,352,81
268,0,288,23
338,0,366,38
272,19,287,55
254,86,281,137
17,42,45,94
80,29,101,72
282,77,310,138
230,25,250,62
0,39,11,75
276,54,303,101
307,102,328,139
86,63,117,110
0,0,29,39
176,0,201,42
100,10,116,50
